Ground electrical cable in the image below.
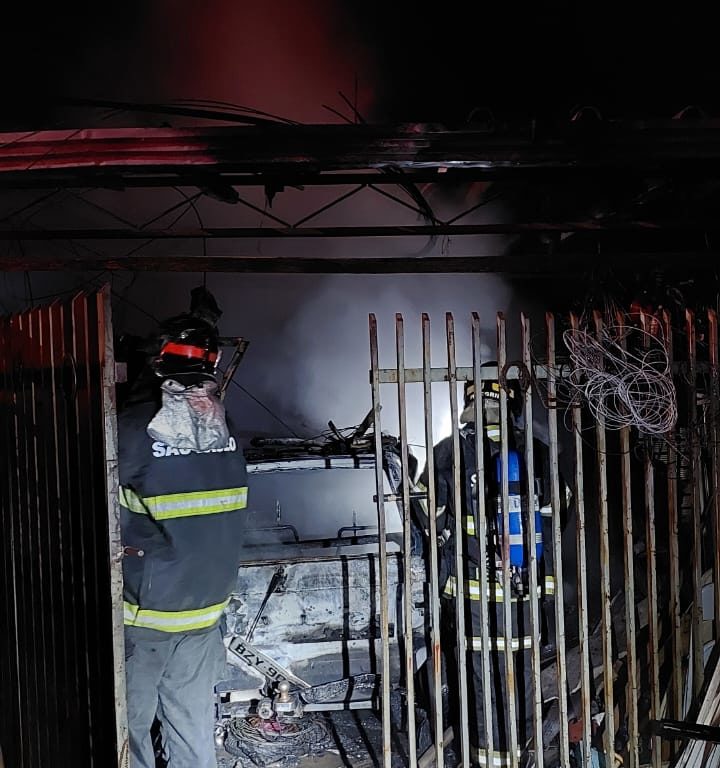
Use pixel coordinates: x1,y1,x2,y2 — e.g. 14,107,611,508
563,322,678,435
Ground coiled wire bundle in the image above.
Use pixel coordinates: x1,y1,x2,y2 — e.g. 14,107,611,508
562,323,677,435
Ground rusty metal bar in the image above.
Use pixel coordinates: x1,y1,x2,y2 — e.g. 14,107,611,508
521,313,543,767
497,312,520,767
395,314,418,767
709,310,720,651
377,364,548,385
369,314,392,768
614,310,639,768
471,312,494,766
99,285,128,764
687,308,705,696
28,307,54,764
0,316,26,768
421,314,444,768
570,312,592,767
447,312,471,767
13,311,41,768
545,313,570,767
645,426,662,768
663,309,683,728
592,310,615,762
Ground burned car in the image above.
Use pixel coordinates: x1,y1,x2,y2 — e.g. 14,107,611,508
214,424,428,762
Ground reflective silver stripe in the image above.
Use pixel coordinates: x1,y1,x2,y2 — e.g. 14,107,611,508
123,599,230,632
443,575,552,602
470,746,523,766
469,636,533,651
120,486,248,520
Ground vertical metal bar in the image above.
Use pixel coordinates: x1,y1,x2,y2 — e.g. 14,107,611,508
645,424,661,768
85,289,120,762
98,286,128,764
70,294,98,760
0,317,24,768
48,300,77,763
447,312,471,767
569,312,592,767
521,313,543,767
471,312,494,766
395,314,418,767
686,308,705,696
592,310,615,763
422,314,445,768
663,310,683,729
614,310,639,768
13,311,40,768
545,313,570,767
28,307,53,766
497,312,520,767
369,313,392,768
708,310,720,653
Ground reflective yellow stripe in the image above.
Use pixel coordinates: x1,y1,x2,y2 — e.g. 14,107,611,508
471,746,523,766
123,599,230,632
443,575,553,601
469,635,533,652
120,486,248,520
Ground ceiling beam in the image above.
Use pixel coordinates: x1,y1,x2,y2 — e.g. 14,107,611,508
0,252,716,274
0,221,719,240
4,120,720,186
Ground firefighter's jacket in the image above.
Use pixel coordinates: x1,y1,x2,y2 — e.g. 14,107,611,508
419,426,558,645
119,399,248,637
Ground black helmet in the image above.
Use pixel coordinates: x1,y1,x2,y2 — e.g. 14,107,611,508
463,364,518,410
152,317,219,380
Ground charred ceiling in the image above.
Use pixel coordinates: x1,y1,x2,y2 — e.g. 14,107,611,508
0,115,718,292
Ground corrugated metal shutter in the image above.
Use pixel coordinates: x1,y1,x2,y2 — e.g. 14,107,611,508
0,287,126,767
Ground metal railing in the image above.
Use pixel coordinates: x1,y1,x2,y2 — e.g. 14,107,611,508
369,309,720,768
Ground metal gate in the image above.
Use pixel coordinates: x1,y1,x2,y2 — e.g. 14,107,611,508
0,287,127,767
370,309,720,768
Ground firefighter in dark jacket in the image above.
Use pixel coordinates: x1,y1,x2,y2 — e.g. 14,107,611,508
419,376,557,767
119,303,248,768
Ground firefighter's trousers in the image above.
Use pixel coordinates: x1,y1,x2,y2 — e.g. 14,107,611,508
442,593,535,766
125,625,227,768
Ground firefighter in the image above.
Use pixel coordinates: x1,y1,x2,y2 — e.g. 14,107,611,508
418,373,558,767
119,296,248,768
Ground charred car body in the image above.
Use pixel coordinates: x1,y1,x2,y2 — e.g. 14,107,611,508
214,424,427,750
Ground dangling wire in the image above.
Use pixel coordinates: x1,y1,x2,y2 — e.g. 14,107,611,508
563,321,677,435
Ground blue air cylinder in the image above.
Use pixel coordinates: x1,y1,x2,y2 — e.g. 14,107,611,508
495,450,543,568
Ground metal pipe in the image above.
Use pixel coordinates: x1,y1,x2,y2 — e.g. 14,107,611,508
592,310,615,763
521,314,543,768
368,314,392,768
395,314,418,767
544,312,570,767
446,312,471,767
614,310,639,768
569,312,592,768
645,430,661,768
472,312,494,766
422,314,445,768
497,312,520,767
708,310,720,655
663,309,683,728
687,309,705,697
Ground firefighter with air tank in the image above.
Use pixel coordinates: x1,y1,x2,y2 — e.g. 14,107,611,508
418,370,559,767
